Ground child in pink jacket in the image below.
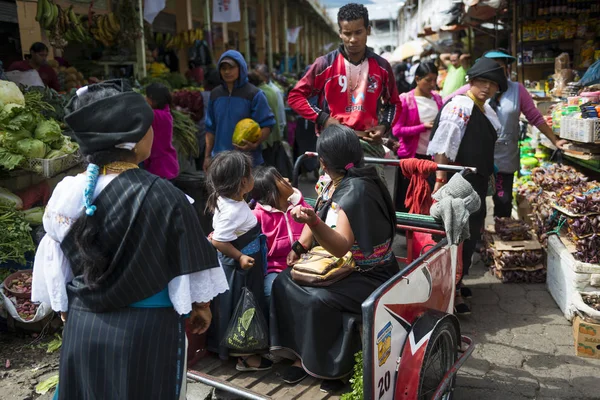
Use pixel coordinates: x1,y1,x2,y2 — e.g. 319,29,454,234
251,166,309,304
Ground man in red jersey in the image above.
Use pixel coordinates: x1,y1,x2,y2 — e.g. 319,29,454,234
288,3,401,179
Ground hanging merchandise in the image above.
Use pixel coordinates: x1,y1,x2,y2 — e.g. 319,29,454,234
213,0,241,23
287,26,302,44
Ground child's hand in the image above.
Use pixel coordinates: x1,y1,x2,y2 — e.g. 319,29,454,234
287,250,300,266
239,255,255,269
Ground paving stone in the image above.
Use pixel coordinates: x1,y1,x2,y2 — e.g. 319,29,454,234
569,365,600,398
491,284,528,299
535,307,571,326
472,368,539,397
526,290,558,308
554,345,577,357
537,377,578,399
511,322,546,335
525,283,550,291
523,355,572,380
478,343,527,368
457,347,491,378
511,333,556,355
453,386,530,400
464,270,498,286
498,298,536,315
544,325,578,346
469,287,499,305
187,382,214,400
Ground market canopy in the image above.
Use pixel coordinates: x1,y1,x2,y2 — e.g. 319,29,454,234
390,40,424,62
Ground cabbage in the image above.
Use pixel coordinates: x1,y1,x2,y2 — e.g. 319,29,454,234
34,119,62,145
0,104,38,133
15,138,48,159
0,148,25,170
0,187,23,209
0,129,32,152
0,81,25,107
44,149,65,159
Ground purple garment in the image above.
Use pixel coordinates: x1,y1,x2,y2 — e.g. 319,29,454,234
392,89,443,158
443,83,546,128
144,105,180,180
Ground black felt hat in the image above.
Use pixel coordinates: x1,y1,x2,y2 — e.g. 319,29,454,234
64,80,154,154
466,58,508,93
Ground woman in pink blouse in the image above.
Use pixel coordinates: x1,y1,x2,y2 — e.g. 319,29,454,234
444,49,566,217
392,62,443,212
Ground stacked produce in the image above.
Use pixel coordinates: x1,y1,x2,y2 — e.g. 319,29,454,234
90,13,122,48
50,63,87,92
2,271,40,321
148,62,170,78
488,217,546,284
554,182,600,215
171,110,199,158
495,217,532,241
36,0,93,48
0,81,79,172
172,89,204,122
0,200,35,266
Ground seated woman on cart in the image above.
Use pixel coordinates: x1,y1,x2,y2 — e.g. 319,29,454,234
269,124,398,393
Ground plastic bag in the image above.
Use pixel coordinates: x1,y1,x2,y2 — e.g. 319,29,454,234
221,287,268,353
5,70,45,87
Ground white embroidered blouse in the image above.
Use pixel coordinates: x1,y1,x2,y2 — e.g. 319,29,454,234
31,173,229,315
427,95,501,161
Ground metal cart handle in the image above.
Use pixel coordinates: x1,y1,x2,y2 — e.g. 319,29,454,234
292,152,477,188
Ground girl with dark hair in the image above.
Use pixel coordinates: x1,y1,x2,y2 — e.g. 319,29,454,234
269,124,398,393
145,82,179,180
392,61,442,212
31,80,227,400
250,166,309,305
205,151,272,372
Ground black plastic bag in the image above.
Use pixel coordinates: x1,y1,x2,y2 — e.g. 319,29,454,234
220,287,268,353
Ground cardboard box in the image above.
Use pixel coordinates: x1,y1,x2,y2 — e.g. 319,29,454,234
573,316,600,359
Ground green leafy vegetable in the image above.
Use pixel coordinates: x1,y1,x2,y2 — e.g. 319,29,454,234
0,203,35,265
46,333,62,353
172,110,199,158
341,351,363,400
0,81,25,107
0,104,39,133
0,148,25,170
34,119,62,145
35,375,59,395
15,138,48,159
0,187,23,209
23,207,44,225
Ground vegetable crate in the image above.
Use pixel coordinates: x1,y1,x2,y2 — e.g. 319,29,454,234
25,152,83,178
560,117,600,143
573,316,600,359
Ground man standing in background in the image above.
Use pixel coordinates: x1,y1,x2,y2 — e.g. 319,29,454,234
440,50,470,97
287,2,401,181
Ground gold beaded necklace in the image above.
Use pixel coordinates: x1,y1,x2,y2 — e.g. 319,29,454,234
102,161,139,175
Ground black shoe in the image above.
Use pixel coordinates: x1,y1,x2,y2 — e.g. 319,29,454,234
320,379,346,394
454,303,471,315
282,366,308,384
236,357,273,372
460,287,473,298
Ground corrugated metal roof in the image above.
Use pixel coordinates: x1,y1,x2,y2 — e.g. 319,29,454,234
0,1,18,24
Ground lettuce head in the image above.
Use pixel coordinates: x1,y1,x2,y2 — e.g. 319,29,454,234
34,119,62,145
0,81,25,107
15,138,48,159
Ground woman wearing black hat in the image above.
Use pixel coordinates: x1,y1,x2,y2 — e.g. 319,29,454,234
427,58,506,314
31,80,228,399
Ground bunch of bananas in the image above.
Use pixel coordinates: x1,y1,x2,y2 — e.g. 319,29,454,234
148,62,170,78
35,0,59,31
61,7,91,43
90,13,121,47
165,29,204,50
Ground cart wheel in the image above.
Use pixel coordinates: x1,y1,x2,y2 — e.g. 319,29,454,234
417,319,458,400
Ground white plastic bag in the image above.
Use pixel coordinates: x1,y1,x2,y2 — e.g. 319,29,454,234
5,69,45,88
1,284,53,323
571,291,600,322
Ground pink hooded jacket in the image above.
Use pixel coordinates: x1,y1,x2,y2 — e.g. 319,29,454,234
144,105,179,180
392,89,443,159
252,189,309,274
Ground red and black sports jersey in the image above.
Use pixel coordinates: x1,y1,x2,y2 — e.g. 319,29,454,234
288,45,401,132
